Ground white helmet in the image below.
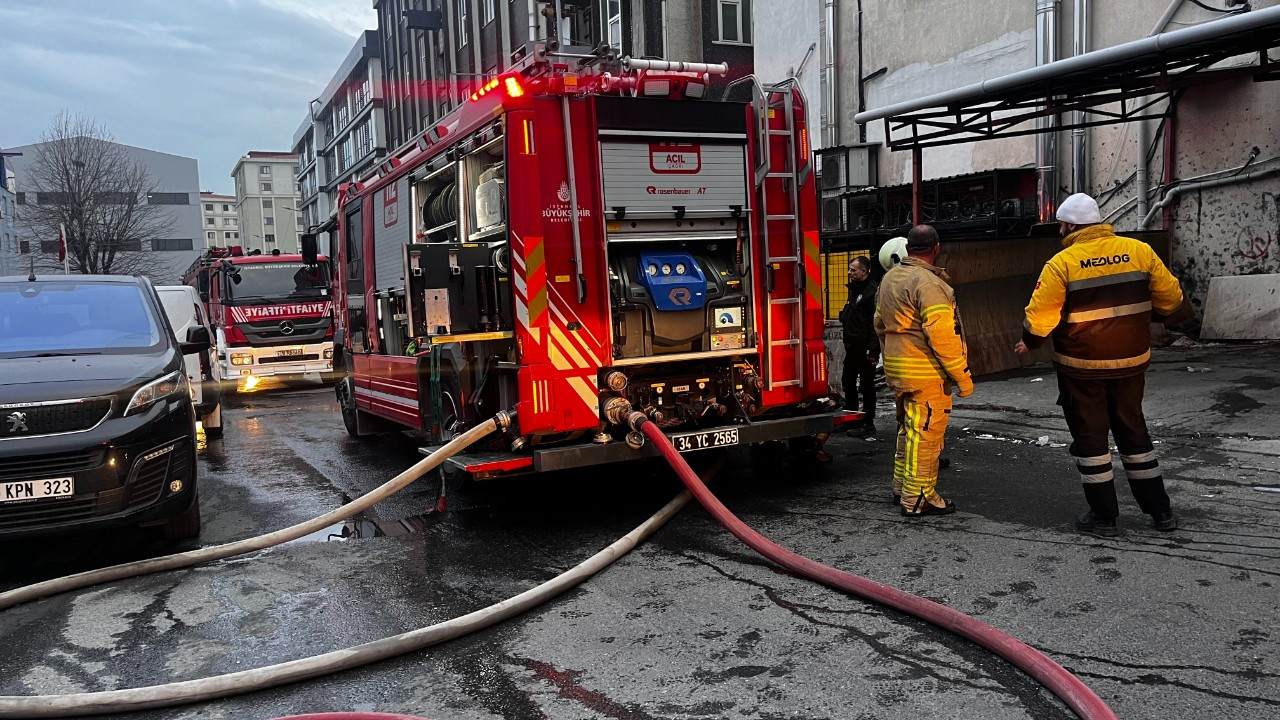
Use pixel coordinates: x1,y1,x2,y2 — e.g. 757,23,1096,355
879,236,909,271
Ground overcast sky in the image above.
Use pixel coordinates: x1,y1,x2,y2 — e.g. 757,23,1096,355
0,0,375,195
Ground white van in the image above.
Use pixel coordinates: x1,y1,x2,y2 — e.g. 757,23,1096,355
157,285,225,438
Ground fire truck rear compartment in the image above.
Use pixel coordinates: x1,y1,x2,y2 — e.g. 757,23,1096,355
608,240,751,359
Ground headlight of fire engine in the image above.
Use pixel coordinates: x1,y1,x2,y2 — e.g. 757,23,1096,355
675,262,687,275
661,263,672,275
230,353,253,366
126,371,188,416
323,348,334,359
646,263,658,277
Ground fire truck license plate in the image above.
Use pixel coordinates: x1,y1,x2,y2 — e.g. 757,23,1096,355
670,428,739,453
277,348,303,357
2,477,74,504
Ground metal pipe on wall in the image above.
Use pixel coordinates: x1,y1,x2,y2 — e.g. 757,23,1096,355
820,0,839,147
1071,0,1089,194
1035,0,1061,222
1137,1,1185,220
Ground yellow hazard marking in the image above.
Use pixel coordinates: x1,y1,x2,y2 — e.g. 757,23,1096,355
430,331,514,344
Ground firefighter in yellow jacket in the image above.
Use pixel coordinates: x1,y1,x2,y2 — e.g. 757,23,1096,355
1016,193,1184,537
875,225,974,517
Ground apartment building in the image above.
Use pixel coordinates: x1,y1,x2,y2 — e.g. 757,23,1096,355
200,192,240,249
293,30,386,257
230,152,303,255
371,0,754,154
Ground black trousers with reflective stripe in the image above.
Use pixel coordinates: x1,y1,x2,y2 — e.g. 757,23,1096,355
842,340,877,421
1056,372,1172,518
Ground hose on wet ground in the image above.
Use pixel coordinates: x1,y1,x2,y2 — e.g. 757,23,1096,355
0,407,708,718
0,411,513,614
634,415,1119,720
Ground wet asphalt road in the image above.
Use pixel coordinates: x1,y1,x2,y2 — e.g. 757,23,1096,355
1,346,1279,720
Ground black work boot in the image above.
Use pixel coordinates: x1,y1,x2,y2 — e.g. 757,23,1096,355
1075,510,1118,538
1151,511,1178,531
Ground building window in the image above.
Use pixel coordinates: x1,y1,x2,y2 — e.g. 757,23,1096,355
207,231,215,240
19,240,30,254
223,203,230,212
16,192,26,205
233,232,239,239
262,198,273,209
607,0,621,48
206,218,215,226
717,0,752,45
153,238,194,251
116,240,143,252
261,182,273,193
40,240,60,254
265,216,275,226
223,218,235,226
147,192,189,205
483,0,494,24
205,203,214,211
264,233,276,243
458,0,468,46
259,165,272,175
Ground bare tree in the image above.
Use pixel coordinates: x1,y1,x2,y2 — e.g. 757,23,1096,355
18,112,172,276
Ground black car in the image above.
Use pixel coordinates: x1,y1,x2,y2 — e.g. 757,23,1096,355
0,274,204,540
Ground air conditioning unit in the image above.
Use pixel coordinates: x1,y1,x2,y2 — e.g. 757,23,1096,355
818,144,880,193
819,149,846,192
820,196,845,233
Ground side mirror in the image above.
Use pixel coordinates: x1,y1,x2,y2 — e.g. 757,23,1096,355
199,291,209,302
301,233,319,265
181,325,211,354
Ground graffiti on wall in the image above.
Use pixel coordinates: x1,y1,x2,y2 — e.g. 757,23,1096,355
1232,192,1279,262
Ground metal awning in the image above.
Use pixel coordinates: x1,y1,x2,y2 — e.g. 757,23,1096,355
854,6,1280,150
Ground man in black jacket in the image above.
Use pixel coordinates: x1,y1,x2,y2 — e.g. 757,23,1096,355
840,255,880,435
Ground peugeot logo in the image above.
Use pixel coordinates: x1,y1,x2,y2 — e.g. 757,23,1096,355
279,320,295,336
6,411,28,433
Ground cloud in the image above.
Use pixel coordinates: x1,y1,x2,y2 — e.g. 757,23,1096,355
0,0,375,193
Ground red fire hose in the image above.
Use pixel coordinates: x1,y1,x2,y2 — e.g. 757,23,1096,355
638,419,1118,720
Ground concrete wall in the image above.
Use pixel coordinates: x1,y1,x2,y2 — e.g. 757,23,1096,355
0,160,16,277
757,0,1280,319
3,141,201,284
753,0,820,113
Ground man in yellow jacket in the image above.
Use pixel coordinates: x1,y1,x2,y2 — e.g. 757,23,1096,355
875,225,974,517
1016,193,1184,537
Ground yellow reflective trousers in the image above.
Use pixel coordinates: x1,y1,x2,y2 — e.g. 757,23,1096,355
892,382,952,512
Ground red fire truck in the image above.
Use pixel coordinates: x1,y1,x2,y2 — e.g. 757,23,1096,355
183,247,335,389
332,45,846,478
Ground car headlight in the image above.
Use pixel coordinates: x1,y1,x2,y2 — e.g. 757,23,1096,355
323,348,334,359
126,371,189,416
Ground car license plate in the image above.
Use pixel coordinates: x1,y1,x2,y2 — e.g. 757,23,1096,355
277,348,303,357
670,428,739,453
1,477,74,503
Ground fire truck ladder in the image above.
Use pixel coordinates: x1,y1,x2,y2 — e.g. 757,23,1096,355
745,78,807,390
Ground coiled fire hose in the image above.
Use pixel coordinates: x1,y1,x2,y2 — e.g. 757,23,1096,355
0,407,706,718
633,414,1118,720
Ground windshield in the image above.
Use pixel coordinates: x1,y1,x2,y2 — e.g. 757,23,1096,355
226,262,330,304
0,281,163,357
